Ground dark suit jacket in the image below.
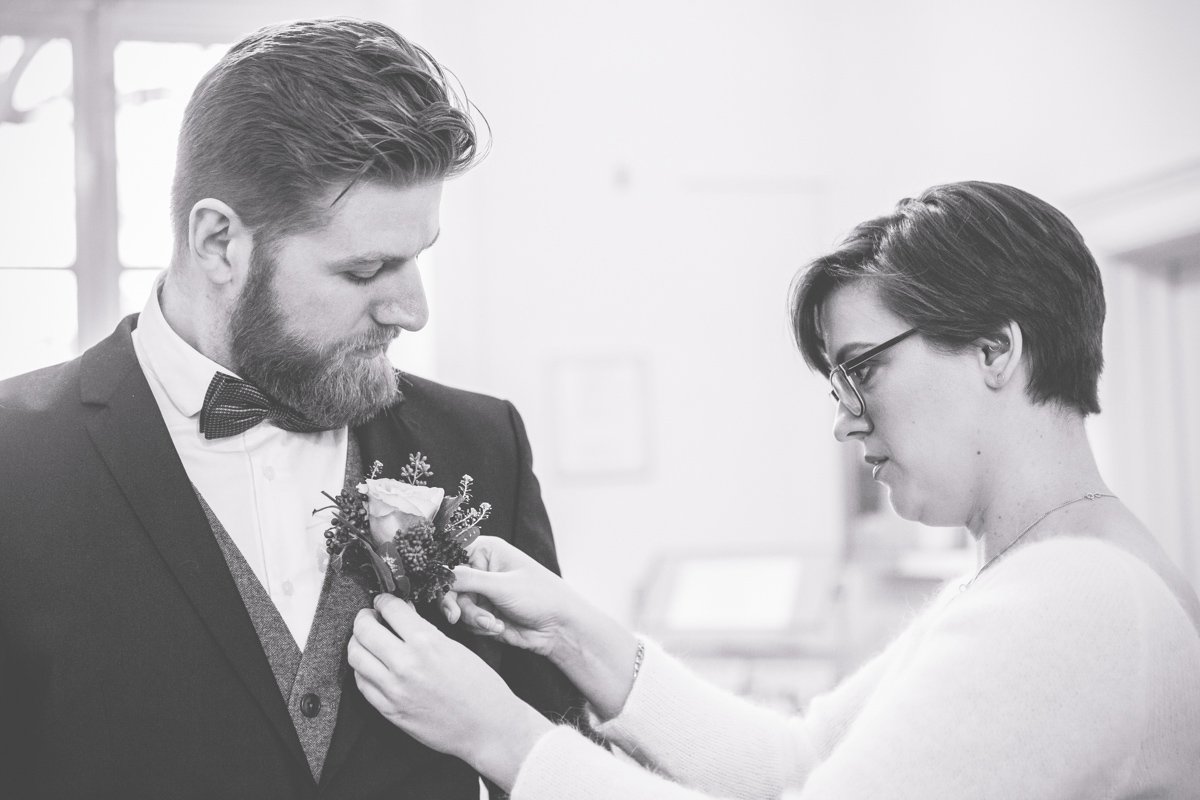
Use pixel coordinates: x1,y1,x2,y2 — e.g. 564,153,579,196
0,316,584,799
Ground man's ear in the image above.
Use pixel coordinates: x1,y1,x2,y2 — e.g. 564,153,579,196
187,199,247,287
976,321,1024,390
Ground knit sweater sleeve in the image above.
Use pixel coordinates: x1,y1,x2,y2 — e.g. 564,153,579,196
512,538,1179,800
512,628,905,799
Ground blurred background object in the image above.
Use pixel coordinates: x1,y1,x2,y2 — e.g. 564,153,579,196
2,0,1197,706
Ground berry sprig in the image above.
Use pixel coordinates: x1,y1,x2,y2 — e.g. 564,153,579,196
318,454,490,603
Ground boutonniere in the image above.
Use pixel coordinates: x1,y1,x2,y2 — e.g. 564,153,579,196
318,453,491,603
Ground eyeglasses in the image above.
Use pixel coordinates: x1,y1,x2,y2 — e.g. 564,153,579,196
829,328,918,417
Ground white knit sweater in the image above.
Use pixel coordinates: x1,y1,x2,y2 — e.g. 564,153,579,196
511,538,1200,799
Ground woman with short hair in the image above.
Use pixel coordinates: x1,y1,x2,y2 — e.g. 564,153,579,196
348,181,1200,799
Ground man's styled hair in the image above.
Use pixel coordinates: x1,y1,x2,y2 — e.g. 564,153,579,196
170,17,481,256
790,181,1106,415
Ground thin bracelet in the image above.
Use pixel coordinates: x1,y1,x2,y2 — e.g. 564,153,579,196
632,639,646,680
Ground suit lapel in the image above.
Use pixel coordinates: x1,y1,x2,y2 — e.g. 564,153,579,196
322,396,502,787
319,403,421,788
80,318,314,781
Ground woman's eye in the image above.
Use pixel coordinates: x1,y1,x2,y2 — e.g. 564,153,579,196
849,363,874,385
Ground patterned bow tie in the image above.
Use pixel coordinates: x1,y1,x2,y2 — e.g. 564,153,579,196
198,372,328,440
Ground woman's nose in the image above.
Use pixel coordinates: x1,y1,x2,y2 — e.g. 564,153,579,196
832,399,872,442
372,261,429,331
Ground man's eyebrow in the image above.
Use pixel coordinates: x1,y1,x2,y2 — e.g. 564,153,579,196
329,230,441,269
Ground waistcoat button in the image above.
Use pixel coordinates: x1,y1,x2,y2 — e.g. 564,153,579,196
300,692,321,718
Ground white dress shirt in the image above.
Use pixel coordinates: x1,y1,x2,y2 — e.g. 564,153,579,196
131,281,346,650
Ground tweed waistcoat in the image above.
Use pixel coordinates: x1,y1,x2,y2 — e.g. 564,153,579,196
193,435,371,780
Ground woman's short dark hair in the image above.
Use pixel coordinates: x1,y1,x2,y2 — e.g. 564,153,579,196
170,18,482,256
790,181,1105,415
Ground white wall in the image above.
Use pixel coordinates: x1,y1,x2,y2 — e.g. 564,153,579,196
370,0,1200,619
17,0,1187,621
1098,259,1200,583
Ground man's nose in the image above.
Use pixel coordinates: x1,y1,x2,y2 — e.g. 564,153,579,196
372,260,429,331
832,398,871,442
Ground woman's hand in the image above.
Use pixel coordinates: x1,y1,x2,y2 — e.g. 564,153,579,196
348,594,552,791
440,536,643,720
438,535,578,659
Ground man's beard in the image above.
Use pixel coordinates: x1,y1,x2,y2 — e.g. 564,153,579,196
228,246,402,429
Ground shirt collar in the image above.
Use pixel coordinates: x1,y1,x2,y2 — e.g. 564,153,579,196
135,274,240,419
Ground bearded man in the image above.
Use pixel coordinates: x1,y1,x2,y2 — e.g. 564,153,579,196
0,18,583,799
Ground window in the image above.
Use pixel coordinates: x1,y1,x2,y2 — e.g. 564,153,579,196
1,3,439,384
0,31,236,381
115,40,230,317
0,35,78,379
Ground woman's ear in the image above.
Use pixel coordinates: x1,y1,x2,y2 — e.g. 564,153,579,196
977,321,1024,390
187,198,247,287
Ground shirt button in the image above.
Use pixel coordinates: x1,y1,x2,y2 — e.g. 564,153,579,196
300,693,321,718
263,466,276,480
282,580,294,597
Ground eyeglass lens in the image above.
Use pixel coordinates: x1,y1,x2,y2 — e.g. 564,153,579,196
830,369,863,416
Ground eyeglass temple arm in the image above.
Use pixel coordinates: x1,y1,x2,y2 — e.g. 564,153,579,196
838,327,918,371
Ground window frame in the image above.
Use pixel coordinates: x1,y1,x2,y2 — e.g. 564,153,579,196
0,1,373,352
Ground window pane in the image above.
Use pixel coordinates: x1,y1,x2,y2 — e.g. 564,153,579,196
0,269,77,380
115,41,229,268
120,267,162,318
0,37,75,267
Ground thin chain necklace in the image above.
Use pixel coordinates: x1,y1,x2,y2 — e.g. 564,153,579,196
958,492,1118,593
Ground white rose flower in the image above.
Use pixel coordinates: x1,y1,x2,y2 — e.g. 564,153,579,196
358,478,445,545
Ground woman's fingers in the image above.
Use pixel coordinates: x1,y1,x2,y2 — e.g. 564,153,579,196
349,613,416,719
463,535,496,566
455,592,504,635
450,564,509,597
464,535,527,571
347,629,393,684
374,593,435,641
440,590,462,624
352,607,409,666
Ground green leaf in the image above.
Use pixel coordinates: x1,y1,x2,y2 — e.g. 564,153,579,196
434,494,464,529
364,546,396,594
453,525,481,547
378,540,406,578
